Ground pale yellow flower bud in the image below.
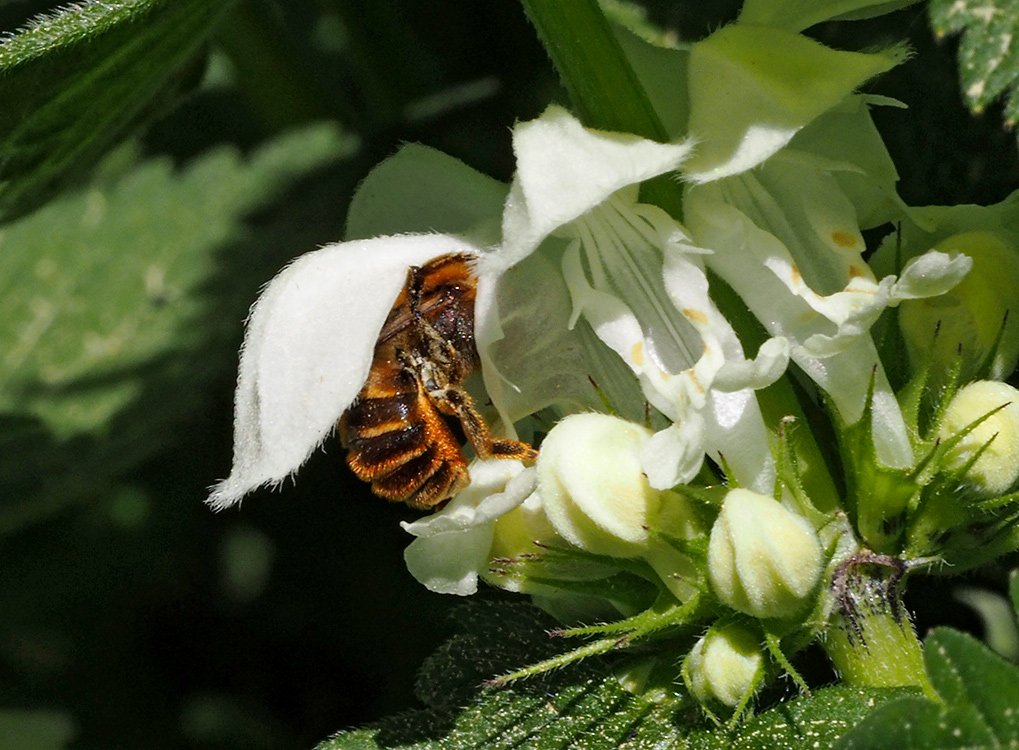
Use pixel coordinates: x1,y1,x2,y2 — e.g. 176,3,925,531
536,413,659,558
938,380,1019,496
686,623,763,708
708,489,823,619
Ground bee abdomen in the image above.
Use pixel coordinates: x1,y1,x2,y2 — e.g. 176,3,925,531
345,422,428,477
343,392,416,437
342,385,469,509
370,446,468,510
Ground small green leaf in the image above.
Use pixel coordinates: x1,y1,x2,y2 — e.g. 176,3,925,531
0,0,239,221
836,625,1019,747
929,0,1019,125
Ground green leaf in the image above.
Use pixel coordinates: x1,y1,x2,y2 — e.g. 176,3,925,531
925,628,1019,739
318,600,692,750
320,601,908,750
609,21,691,141
836,626,1019,747
739,0,922,32
0,0,239,221
687,686,915,750
344,143,508,244
929,0,1019,125
834,695,993,749
0,123,356,530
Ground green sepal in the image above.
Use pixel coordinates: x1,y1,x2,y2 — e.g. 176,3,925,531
829,375,917,552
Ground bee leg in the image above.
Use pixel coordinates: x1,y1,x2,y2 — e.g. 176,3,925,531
434,386,539,463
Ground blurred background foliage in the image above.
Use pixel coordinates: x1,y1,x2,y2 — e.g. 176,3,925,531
0,0,1017,748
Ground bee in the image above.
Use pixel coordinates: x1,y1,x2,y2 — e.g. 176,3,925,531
339,253,538,510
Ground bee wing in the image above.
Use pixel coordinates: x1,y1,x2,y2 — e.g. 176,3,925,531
208,235,479,509
376,253,476,344
376,298,415,343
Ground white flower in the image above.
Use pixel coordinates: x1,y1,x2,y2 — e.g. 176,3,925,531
684,108,970,469
205,106,793,597
482,105,789,493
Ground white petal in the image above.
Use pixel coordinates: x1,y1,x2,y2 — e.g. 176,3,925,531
890,250,972,302
703,388,777,494
496,105,693,270
401,461,536,596
403,525,493,596
642,414,707,490
686,188,913,467
207,234,480,509
401,461,535,537
714,337,790,392
475,249,647,427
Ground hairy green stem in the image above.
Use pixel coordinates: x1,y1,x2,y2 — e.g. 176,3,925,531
823,554,936,699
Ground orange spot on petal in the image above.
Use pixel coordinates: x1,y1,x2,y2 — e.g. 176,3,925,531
831,230,859,249
631,341,645,367
682,308,709,325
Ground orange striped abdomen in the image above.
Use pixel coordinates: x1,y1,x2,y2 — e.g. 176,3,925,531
340,367,469,509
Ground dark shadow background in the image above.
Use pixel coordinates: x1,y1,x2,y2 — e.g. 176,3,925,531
0,1,1016,748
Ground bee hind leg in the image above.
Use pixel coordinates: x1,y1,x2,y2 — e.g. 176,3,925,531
434,386,538,463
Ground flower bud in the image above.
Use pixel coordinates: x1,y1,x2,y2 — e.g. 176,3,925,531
938,380,1019,496
686,623,763,708
708,489,823,619
536,413,659,558
899,231,1019,380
